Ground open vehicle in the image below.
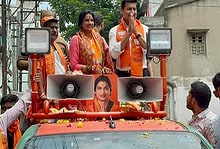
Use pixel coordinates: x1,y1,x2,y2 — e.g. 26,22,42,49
16,28,214,149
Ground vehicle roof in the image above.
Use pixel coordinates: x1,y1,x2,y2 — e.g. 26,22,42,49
17,119,214,149
36,119,186,136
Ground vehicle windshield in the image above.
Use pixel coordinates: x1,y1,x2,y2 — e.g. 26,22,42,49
24,131,205,149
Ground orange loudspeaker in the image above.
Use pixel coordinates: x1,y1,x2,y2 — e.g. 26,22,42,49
47,74,94,100
118,77,163,102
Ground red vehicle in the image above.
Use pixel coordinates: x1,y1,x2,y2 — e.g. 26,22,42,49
16,28,213,149
17,119,213,148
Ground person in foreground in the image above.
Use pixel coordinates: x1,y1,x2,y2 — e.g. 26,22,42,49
212,72,220,148
0,91,31,148
69,10,114,74
187,81,218,148
109,0,150,77
0,94,21,149
89,75,118,112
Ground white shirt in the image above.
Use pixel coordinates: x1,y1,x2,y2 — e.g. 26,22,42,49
54,51,65,74
188,108,218,147
109,23,149,71
0,91,31,134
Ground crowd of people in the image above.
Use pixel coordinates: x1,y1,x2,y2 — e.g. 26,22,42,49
1,0,220,148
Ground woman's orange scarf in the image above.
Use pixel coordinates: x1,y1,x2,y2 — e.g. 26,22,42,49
77,30,114,71
116,18,144,77
7,119,21,148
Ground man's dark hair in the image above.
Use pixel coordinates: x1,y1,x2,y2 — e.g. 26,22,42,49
78,10,95,29
190,81,211,109
0,94,19,105
121,0,137,9
94,75,112,91
212,72,220,90
94,13,104,27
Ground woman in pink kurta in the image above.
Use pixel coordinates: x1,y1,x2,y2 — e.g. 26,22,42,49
69,10,114,74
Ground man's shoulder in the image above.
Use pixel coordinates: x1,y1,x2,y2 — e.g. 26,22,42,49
109,25,119,32
199,109,219,125
55,36,68,45
206,110,219,121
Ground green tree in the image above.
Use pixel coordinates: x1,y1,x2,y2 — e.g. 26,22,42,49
49,0,120,42
49,0,145,42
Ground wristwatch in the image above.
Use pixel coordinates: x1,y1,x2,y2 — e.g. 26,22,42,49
136,33,141,39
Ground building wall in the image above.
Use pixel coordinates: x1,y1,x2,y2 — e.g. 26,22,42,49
165,0,220,77
161,0,220,122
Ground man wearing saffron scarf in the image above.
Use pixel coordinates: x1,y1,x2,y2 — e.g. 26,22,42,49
1,94,21,149
40,10,70,64
109,0,150,77
34,16,68,98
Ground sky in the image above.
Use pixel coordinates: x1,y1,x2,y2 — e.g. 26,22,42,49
26,0,163,16
5,0,50,9
5,0,163,17
39,2,51,10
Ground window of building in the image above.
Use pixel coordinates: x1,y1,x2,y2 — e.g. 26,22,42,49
187,29,209,56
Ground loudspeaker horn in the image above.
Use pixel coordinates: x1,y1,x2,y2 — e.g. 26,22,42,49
118,77,163,102
47,74,94,100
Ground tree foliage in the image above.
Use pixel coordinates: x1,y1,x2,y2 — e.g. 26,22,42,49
49,0,145,42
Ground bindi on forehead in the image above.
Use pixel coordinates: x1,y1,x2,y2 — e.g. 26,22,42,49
97,81,109,87
85,14,93,19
